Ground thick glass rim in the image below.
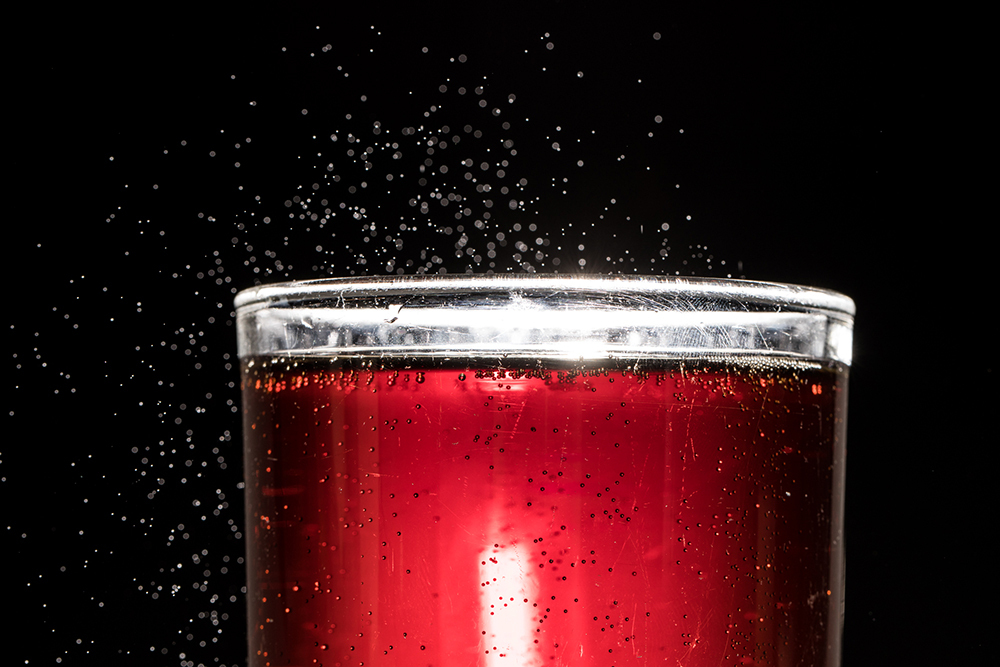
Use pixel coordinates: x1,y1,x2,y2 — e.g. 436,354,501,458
235,275,854,366
234,275,855,317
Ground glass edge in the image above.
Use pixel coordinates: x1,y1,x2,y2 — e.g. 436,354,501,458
233,275,856,318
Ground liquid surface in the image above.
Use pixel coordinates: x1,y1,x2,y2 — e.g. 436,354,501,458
242,357,846,666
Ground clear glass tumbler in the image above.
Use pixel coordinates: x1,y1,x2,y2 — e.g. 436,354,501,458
236,275,854,667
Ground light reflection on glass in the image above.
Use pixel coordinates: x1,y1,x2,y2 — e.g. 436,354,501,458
479,537,538,664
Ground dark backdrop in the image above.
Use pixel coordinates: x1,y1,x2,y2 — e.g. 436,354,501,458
10,3,989,665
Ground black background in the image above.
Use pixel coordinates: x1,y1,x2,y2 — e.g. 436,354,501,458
10,3,989,665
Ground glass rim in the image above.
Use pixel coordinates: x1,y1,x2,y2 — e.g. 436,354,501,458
234,274,855,317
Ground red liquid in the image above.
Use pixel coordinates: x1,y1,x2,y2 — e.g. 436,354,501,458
242,357,846,667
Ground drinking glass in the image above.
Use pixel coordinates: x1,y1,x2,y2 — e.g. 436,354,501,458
236,275,854,667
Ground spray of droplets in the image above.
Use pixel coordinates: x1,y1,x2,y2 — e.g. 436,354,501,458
12,15,741,667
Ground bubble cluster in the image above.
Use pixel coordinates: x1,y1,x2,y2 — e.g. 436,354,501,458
238,357,845,664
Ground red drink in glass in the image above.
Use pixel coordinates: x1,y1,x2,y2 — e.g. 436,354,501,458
242,356,847,667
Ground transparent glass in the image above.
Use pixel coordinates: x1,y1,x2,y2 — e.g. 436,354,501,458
236,275,853,667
